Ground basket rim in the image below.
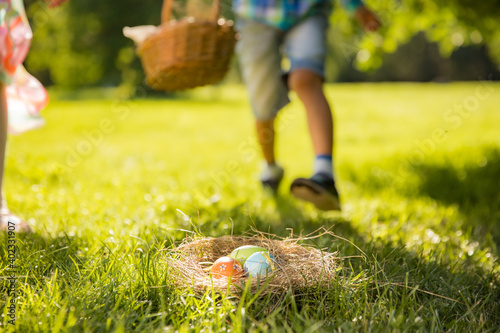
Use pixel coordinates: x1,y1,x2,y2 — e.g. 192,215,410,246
137,20,236,54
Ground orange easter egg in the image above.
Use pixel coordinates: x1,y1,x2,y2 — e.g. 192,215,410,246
211,257,244,280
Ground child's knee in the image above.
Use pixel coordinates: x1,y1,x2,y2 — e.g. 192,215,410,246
288,69,323,92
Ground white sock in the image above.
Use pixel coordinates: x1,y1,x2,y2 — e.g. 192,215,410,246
261,162,283,181
314,155,334,179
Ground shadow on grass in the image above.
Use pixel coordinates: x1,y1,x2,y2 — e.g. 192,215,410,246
188,210,500,329
416,148,500,209
346,146,500,246
284,218,500,329
414,147,500,243
6,205,499,330
351,234,500,330
248,194,353,238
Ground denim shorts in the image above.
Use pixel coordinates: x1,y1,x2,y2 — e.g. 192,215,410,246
236,15,329,120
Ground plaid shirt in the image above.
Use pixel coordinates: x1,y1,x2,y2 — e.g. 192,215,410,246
233,0,364,30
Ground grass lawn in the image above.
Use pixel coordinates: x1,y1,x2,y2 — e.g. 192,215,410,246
1,82,499,332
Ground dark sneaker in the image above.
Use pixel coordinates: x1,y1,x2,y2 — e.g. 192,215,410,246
290,173,341,211
261,166,284,194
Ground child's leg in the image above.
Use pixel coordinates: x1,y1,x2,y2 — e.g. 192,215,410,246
0,83,8,210
236,18,288,191
284,14,335,178
288,69,333,157
256,118,276,164
0,83,30,231
284,15,341,210
256,118,283,192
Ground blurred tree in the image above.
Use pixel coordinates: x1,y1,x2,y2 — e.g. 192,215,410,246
328,31,500,82
25,0,167,88
23,0,500,88
332,0,500,73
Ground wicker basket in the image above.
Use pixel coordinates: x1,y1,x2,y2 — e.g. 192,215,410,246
137,0,236,91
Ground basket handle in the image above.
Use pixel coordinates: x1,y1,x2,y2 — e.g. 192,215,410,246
161,0,221,24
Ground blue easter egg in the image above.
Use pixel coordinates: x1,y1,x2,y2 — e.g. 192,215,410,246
243,251,276,278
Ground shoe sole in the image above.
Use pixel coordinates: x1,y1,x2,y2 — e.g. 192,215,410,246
290,178,341,211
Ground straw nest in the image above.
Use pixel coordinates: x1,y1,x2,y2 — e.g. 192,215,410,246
165,233,341,296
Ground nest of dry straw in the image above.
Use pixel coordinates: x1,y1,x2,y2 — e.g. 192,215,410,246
165,232,342,296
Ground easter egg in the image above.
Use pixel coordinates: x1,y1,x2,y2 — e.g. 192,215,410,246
211,257,244,280
229,245,268,266
243,251,276,278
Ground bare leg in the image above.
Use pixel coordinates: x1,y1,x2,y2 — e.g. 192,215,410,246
0,83,30,231
288,69,333,156
0,83,8,210
256,117,284,192
288,69,340,210
256,118,276,164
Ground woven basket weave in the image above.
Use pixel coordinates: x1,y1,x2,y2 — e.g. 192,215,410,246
137,0,236,91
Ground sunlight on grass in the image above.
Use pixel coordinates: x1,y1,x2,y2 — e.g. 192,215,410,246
1,83,499,332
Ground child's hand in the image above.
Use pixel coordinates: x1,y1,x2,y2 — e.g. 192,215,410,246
354,6,381,32
44,0,69,8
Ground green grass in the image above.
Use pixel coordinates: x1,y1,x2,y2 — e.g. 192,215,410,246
1,82,500,332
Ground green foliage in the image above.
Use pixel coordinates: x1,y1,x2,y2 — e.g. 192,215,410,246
24,0,235,88
22,0,500,88
0,83,499,331
333,0,500,72
25,0,165,87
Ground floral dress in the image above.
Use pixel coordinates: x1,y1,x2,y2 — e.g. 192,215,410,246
1,0,47,134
